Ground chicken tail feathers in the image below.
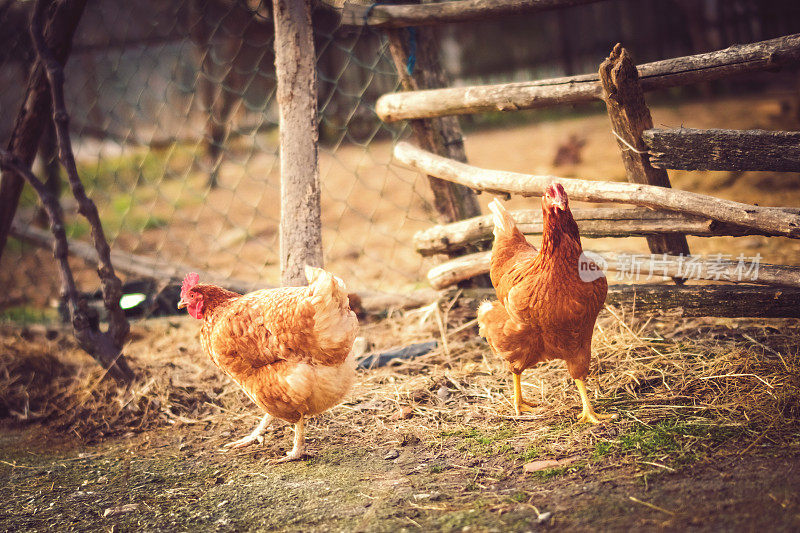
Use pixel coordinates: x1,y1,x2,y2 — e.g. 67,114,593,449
305,266,358,353
488,198,519,240
477,300,497,340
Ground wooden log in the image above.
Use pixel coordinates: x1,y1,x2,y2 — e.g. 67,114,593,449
376,34,800,122
643,128,800,172
9,221,432,315
600,44,690,283
426,250,800,290
384,24,482,225
457,285,800,319
273,0,323,286
332,0,605,28
413,207,798,256
394,142,800,239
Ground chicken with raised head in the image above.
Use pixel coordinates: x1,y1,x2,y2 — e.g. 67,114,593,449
477,184,612,424
177,266,358,461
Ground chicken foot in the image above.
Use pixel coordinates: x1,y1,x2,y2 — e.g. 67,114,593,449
574,379,615,424
224,413,273,449
273,416,306,463
512,373,536,416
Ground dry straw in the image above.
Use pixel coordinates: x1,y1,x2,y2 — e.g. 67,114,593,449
1,299,798,461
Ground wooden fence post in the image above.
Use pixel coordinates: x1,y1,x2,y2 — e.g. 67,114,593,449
385,26,482,224
600,44,690,283
272,0,324,286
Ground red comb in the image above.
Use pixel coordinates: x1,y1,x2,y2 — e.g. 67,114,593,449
181,272,199,298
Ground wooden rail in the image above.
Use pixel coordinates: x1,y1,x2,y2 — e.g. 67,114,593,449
376,34,800,122
394,142,800,239
644,128,800,172
414,207,798,256
426,250,800,290
330,0,606,28
458,286,800,319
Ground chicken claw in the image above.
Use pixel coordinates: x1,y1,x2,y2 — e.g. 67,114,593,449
574,379,616,425
512,374,537,416
223,413,272,449
577,410,616,425
271,417,307,463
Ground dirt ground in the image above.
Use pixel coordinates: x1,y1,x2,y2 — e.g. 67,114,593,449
1,426,798,532
1,306,799,531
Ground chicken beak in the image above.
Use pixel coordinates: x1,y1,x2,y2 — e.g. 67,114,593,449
177,299,187,310
552,199,566,211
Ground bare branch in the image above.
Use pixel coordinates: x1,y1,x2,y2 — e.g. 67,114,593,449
0,150,133,383
457,285,800,319
413,207,797,256
27,0,133,382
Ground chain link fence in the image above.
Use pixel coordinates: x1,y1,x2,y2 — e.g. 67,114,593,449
1,0,432,316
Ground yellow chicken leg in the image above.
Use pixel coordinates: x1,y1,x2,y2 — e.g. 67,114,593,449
224,413,273,449
274,416,307,463
575,379,615,424
512,373,536,416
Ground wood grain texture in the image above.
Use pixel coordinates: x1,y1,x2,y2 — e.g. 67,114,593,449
331,0,605,28
644,128,800,172
461,285,800,318
376,34,800,121
599,44,690,281
394,142,800,239
384,26,482,225
413,207,798,256
426,250,800,290
273,0,323,286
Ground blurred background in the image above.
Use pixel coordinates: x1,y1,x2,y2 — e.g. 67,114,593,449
1,0,800,320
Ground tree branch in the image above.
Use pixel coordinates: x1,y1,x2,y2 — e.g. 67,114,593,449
26,0,133,382
0,150,133,383
0,0,87,262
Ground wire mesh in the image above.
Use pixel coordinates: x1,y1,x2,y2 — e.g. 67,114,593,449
0,0,439,316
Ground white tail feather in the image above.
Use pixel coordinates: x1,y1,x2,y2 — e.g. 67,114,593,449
487,199,506,234
305,265,358,351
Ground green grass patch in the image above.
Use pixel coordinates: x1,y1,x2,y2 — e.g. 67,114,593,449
0,306,57,324
592,418,747,466
520,445,542,461
511,491,529,503
528,463,583,480
441,426,517,457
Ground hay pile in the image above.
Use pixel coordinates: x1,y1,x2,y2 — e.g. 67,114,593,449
1,302,798,461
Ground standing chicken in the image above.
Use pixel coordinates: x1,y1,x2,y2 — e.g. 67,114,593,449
477,184,612,424
177,266,358,461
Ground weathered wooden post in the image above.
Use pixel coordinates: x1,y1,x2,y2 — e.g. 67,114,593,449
600,43,690,284
384,26,482,225
272,0,324,286
384,19,489,286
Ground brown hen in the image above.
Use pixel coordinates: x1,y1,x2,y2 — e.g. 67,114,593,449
178,266,358,461
478,184,612,423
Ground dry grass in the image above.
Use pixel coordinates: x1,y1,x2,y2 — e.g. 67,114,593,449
2,300,798,470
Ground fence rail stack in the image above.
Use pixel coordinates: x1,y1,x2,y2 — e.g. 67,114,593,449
328,0,800,318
